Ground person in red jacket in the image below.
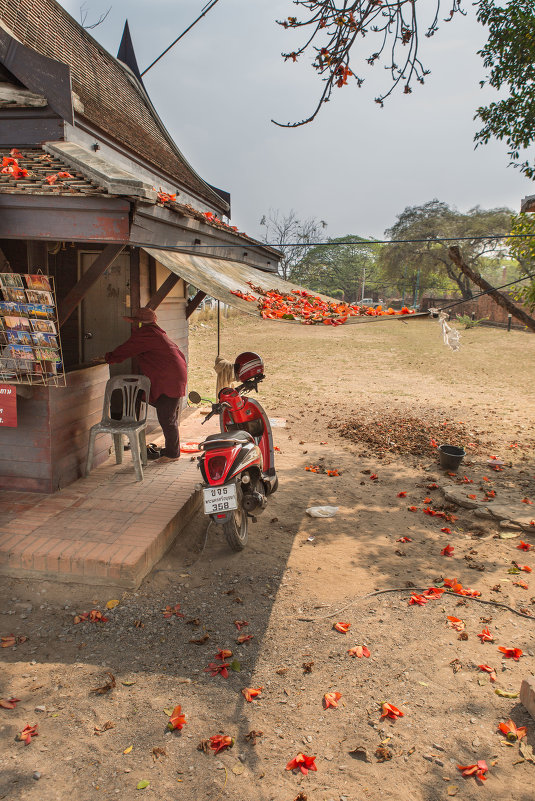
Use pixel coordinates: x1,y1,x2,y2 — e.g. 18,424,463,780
104,307,187,462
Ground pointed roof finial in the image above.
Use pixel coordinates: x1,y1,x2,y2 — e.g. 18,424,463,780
117,21,143,84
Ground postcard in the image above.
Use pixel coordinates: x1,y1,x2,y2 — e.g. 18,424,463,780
35,347,59,362
4,316,31,332
30,318,56,334
9,344,33,361
31,332,58,347
3,287,26,304
24,274,52,292
6,330,32,345
27,303,55,319
25,289,54,305
0,273,24,289
0,301,21,315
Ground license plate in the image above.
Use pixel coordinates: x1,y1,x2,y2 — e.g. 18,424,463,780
203,484,238,514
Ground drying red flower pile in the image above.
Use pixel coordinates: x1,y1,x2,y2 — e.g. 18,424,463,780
229,283,415,326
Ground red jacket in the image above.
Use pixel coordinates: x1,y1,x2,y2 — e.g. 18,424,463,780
105,324,187,404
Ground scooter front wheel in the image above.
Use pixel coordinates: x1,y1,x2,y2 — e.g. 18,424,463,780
223,505,248,551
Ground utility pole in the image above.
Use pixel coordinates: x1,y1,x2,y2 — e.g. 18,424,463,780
361,267,366,302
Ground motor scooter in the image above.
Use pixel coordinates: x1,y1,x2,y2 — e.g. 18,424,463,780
189,352,278,551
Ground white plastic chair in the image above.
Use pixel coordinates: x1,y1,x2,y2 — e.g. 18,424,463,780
85,374,151,481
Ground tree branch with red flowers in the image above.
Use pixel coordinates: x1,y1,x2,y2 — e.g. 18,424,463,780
273,0,465,127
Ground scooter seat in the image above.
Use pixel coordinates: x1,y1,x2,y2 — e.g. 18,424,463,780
201,430,254,449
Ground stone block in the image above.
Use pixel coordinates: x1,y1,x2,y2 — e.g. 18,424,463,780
520,676,535,721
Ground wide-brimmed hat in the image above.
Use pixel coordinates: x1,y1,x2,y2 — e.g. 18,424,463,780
123,307,157,324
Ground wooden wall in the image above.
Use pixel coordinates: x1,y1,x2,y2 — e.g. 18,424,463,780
0,364,110,493
49,364,110,490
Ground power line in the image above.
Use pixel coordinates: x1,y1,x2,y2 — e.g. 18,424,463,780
141,0,221,77
132,232,535,250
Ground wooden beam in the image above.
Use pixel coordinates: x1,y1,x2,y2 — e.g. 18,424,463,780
58,244,124,327
146,272,180,311
186,289,207,318
448,246,535,333
129,247,140,317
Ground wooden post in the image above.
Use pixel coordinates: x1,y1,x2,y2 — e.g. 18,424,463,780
129,247,141,317
58,244,124,326
448,246,535,334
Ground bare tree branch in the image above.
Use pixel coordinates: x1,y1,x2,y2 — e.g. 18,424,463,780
80,3,112,30
273,1,465,127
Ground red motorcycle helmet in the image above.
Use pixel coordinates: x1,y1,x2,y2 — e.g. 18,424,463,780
234,351,264,382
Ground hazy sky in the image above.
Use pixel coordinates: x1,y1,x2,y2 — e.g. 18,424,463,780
58,0,532,241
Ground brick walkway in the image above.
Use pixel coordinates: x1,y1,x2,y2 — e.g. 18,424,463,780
0,410,217,588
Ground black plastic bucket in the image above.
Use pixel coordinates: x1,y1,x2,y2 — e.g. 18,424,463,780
438,444,465,471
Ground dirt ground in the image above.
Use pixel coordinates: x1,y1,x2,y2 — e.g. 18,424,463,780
2,313,535,801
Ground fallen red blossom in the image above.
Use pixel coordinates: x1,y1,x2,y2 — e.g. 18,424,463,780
286,753,317,775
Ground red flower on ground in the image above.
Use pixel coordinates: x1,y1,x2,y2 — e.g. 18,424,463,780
478,664,497,682
242,687,263,702
237,634,254,644
209,734,233,753
498,719,527,741
19,724,38,745
347,645,370,658
323,691,341,708
168,705,187,731
0,697,21,709
517,541,532,551
396,536,412,543
447,616,465,632
333,622,350,633
380,703,403,720
286,753,317,775
397,491,407,498
441,527,452,534
234,620,248,630
215,649,233,661
162,604,184,618
422,587,444,600
441,544,454,556
498,646,523,660
370,473,378,480
409,594,428,606
477,627,493,643
204,662,230,677
457,760,488,781
408,506,418,512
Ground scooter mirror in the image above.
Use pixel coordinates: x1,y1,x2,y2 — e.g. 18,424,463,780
188,390,202,404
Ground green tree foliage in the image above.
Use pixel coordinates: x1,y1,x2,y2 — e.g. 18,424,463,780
475,0,535,179
509,213,535,310
290,235,384,303
379,200,514,300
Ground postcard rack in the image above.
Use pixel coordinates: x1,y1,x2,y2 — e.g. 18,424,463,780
0,272,66,387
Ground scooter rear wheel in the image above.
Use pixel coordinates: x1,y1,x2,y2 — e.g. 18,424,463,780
223,505,248,551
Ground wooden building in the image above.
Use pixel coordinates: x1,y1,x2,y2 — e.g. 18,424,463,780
0,0,280,492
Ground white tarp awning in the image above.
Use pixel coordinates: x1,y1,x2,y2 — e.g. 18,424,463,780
144,247,426,324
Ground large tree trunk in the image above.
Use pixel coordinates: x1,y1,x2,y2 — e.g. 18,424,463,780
448,246,535,333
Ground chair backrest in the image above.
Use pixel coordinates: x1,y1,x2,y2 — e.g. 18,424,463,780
101,374,151,424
